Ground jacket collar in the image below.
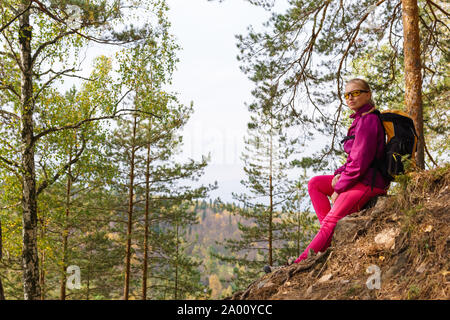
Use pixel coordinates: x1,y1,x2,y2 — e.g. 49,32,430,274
350,103,374,119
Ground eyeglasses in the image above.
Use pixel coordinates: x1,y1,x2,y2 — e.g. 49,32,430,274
344,90,369,100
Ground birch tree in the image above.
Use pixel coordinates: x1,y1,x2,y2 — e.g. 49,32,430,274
0,0,171,300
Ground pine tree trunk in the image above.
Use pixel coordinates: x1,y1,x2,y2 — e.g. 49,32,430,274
268,174,273,266
86,273,90,300
39,248,45,300
174,218,179,300
86,252,91,300
296,188,301,257
142,140,151,300
402,0,424,169
268,122,273,267
19,1,41,300
60,158,72,300
124,114,137,300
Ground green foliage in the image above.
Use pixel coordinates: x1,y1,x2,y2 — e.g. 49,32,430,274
407,284,421,300
0,0,216,300
213,95,318,292
235,0,449,172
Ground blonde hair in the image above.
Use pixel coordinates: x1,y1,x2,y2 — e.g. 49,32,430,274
347,78,375,106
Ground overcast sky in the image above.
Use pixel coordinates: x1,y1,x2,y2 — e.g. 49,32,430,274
166,0,287,203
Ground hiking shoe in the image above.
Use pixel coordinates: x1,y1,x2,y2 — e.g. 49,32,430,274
263,265,272,274
263,265,286,274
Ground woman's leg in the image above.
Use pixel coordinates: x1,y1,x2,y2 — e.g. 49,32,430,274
295,182,386,263
308,175,334,225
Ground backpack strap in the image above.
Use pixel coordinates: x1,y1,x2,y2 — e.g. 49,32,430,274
340,135,355,144
368,109,387,191
362,106,376,117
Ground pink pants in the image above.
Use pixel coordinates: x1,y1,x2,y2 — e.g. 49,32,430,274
294,175,386,263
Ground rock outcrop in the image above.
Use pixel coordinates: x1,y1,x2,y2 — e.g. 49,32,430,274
228,167,450,300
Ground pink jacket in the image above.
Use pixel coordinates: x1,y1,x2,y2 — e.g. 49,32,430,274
334,103,390,194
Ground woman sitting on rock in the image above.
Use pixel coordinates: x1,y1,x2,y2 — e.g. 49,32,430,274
294,78,391,264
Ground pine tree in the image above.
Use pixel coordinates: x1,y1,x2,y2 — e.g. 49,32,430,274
276,178,319,262
230,0,448,170
136,124,215,299
215,100,304,290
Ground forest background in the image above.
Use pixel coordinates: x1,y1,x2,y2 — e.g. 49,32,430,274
0,0,448,300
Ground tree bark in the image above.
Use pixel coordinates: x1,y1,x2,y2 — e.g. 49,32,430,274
174,216,179,300
123,114,137,300
142,139,151,300
296,188,301,257
268,119,273,267
60,155,72,300
86,252,91,300
39,211,46,300
19,0,41,300
402,0,424,169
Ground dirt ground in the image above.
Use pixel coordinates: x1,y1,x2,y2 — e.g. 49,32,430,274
228,167,450,300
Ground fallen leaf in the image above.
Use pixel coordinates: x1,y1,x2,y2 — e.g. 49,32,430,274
318,273,332,283
416,262,427,273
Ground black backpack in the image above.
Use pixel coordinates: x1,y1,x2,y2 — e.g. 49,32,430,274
341,109,418,187
371,109,418,183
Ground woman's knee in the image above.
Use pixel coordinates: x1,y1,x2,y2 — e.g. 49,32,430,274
307,176,321,192
308,175,331,193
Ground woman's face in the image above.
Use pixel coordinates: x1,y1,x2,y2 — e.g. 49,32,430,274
344,82,372,112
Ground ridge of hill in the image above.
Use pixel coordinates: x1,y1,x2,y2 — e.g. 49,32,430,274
228,166,450,300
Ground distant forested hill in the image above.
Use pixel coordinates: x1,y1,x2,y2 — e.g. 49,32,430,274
185,200,245,299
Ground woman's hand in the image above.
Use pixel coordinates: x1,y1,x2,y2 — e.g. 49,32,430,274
331,192,339,204
332,174,341,189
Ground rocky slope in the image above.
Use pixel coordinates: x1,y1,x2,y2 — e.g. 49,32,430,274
228,167,450,300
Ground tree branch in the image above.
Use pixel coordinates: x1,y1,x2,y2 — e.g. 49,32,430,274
0,155,23,182
0,1,32,34
0,109,20,121
32,0,142,46
0,201,21,211
31,30,79,67
331,0,387,153
36,134,86,196
425,0,450,33
0,155,20,170
34,108,162,145
32,67,75,102
0,30,23,73
0,84,20,98
424,139,438,168
426,0,450,17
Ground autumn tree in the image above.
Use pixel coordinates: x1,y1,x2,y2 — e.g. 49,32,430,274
35,84,118,300
0,0,172,300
